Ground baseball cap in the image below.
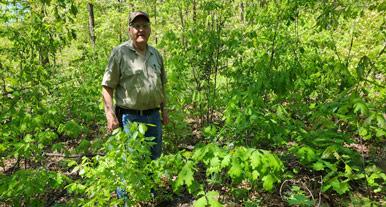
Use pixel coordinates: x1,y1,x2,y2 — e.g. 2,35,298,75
129,11,150,25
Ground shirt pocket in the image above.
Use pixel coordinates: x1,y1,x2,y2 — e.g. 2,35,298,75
121,68,144,89
149,63,162,85
151,63,161,74
122,68,143,80
122,67,140,76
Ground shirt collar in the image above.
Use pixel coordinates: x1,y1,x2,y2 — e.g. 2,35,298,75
128,40,153,55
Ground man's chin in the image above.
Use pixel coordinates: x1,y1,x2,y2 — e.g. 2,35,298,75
135,38,147,44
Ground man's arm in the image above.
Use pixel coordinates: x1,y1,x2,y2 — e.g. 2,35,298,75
160,101,169,125
102,86,119,132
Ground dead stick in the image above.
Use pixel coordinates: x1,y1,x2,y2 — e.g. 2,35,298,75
44,152,105,158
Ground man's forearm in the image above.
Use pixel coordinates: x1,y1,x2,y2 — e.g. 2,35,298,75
102,86,119,131
102,86,115,116
160,101,166,111
160,99,169,125
160,83,167,112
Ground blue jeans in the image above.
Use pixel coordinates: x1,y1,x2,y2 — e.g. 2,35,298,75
116,110,162,201
121,110,163,160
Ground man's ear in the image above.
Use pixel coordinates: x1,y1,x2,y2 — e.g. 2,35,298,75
128,27,133,39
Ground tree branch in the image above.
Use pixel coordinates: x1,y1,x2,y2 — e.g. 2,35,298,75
44,152,105,158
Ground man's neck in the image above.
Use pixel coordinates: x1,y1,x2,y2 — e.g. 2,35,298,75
133,42,147,55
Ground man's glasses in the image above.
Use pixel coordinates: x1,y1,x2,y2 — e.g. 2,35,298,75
130,23,150,30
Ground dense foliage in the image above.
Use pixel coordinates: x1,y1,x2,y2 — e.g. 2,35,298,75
1,0,385,206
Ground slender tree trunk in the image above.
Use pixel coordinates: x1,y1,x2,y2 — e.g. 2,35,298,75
269,19,279,70
117,0,125,42
178,5,186,48
39,48,50,66
87,3,96,47
39,5,49,65
294,7,302,70
345,18,358,69
154,2,157,44
212,16,224,121
240,2,244,22
193,0,197,22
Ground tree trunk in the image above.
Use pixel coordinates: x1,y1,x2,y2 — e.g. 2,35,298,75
117,0,125,42
39,48,50,65
39,5,50,65
193,0,197,22
178,5,186,48
240,2,244,22
87,3,96,47
154,2,157,44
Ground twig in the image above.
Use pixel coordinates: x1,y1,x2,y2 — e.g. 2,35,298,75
378,42,385,58
359,135,372,200
317,175,323,207
301,182,315,201
345,17,359,69
44,152,105,158
364,78,386,88
279,179,290,199
329,32,341,63
3,158,20,174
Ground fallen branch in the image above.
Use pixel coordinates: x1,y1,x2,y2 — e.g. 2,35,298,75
317,175,323,207
279,179,291,199
44,152,105,158
301,181,315,202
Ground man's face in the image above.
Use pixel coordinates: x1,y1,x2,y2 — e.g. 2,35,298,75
129,16,151,45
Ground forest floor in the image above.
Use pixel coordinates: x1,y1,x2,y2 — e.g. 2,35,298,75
1,115,385,207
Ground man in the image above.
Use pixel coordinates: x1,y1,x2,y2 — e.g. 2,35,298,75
101,11,168,160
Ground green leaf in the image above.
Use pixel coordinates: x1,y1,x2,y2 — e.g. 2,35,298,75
24,134,33,143
321,145,337,159
207,191,222,207
356,56,371,80
58,120,86,139
297,146,317,163
221,154,231,168
359,127,367,137
262,174,275,191
56,173,64,186
345,164,352,176
139,124,147,135
359,127,371,140
174,161,194,191
79,168,85,175
376,115,385,128
375,129,385,138
252,170,260,180
353,102,368,115
207,157,221,175
250,150,262,169
288,194,314,206
0,144,6,154
193,195,208,207
228,162,242,179
203,125,217,138
327,177,350,195
312,161,325,171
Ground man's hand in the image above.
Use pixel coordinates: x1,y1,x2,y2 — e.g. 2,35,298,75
161,110,169,125
107,112,119,132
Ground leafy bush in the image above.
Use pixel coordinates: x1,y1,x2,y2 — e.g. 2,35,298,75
0,169,69,206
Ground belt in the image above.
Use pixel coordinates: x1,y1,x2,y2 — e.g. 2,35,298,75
117,106,159,116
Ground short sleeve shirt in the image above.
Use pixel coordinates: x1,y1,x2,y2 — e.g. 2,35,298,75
101,41,166,110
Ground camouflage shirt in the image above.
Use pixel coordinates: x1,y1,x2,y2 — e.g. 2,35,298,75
102,41,166,110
